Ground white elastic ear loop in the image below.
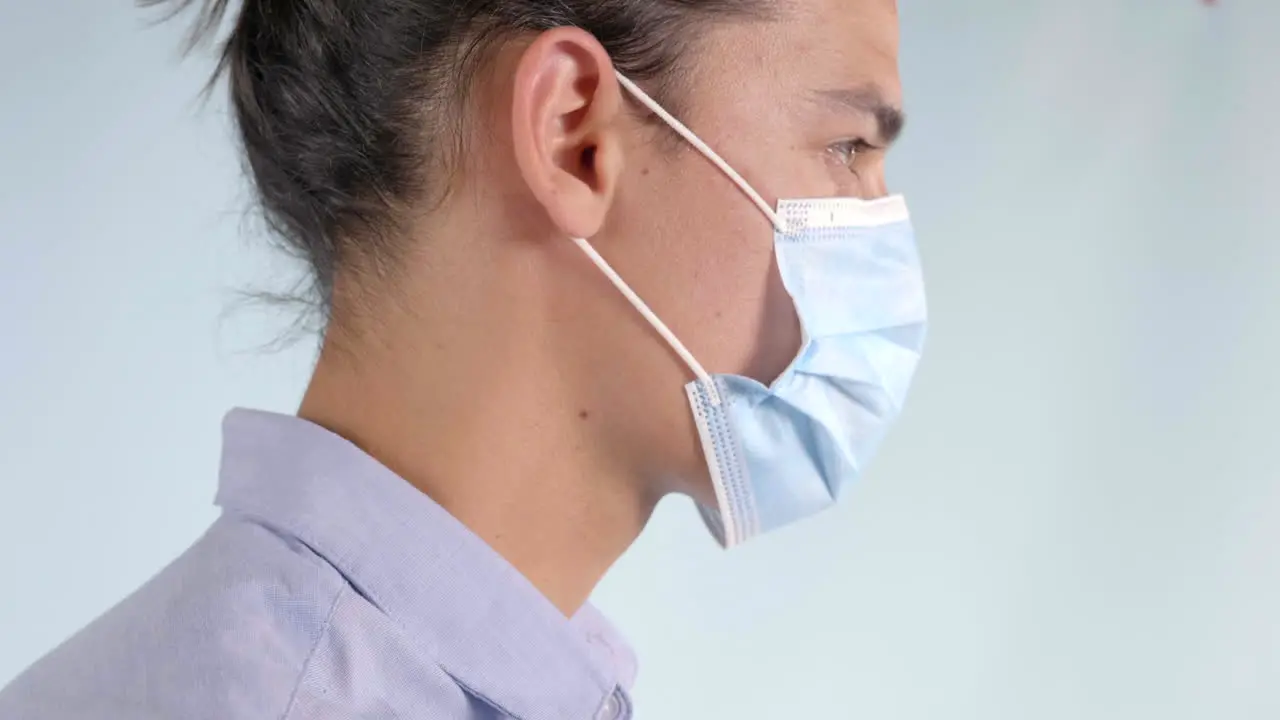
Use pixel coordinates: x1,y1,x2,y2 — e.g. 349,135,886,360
614,72,787,233
570,236,722,406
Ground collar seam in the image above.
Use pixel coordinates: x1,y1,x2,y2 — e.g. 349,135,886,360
279,584,348,720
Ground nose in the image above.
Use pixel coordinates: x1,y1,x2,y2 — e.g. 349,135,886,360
862,166,889,199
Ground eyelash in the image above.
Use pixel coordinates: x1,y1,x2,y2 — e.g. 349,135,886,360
830,139,876,170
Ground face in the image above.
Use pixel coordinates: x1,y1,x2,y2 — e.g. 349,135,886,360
449,0,904,507
578,0,904,502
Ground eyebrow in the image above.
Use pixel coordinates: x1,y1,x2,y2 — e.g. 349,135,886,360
815,86,907,146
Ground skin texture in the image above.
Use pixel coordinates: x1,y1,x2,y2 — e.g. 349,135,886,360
299,0,903,614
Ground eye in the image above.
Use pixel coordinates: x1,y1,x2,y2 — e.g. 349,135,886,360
828,139,877,170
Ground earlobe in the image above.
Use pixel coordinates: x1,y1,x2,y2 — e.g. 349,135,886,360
510,28,624,241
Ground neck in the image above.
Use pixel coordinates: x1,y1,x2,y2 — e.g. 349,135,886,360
298,258,656,616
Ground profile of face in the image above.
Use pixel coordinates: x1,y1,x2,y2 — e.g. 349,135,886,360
441,0,904,506
215,0,906,514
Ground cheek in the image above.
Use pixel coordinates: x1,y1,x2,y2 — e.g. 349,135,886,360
641,158,802,382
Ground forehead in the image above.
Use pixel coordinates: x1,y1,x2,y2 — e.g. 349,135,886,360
785,0,901,98
695,0,902,104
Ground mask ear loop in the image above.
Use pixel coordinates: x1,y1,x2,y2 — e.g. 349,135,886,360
569,73,789,407
613,73,787,234
570,236,721,405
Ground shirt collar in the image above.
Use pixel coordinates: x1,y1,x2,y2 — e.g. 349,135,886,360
215,408,636,720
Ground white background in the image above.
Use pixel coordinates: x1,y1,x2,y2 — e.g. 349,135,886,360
2,1,1277,718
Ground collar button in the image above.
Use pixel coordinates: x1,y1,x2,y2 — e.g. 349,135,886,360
596,688,626,720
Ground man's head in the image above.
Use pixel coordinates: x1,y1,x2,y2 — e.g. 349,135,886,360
166,0,904,505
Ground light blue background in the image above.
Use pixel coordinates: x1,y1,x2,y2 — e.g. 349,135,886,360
2,1,1277,718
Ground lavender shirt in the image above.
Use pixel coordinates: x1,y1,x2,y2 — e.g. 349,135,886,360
0,409,637,720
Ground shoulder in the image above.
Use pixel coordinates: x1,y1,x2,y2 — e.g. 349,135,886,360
0,515,349,719
0,516,491,719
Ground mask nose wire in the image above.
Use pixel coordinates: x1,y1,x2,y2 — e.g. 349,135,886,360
613,73,787,233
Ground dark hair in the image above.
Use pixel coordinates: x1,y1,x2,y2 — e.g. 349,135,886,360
147,0,763,326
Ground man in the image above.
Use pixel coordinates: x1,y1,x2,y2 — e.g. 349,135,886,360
0,0,924,716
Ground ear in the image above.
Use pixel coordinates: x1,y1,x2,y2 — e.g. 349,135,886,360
511,27,624,240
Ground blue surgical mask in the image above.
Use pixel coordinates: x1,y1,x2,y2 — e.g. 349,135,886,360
571,73,927,547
